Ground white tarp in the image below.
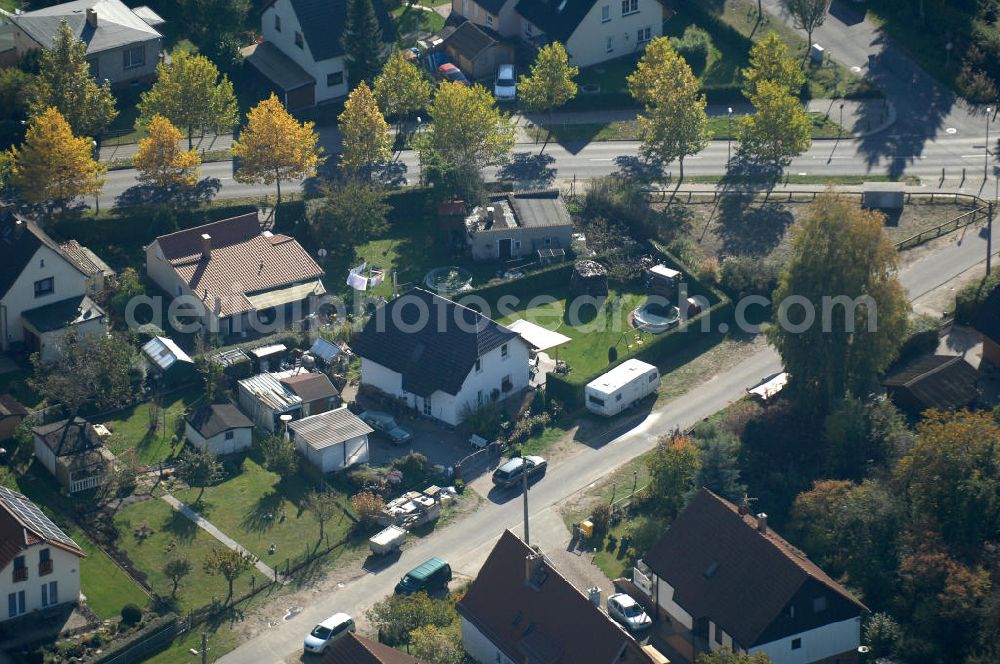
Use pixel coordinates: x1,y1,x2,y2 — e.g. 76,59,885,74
507,319,572,352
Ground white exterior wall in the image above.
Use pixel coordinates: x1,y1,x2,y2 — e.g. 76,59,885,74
451,0,521,37
32,436,58,479
359,339,530,426
34,316,106,363
295,434,369,473
0,544,82,622
752,616,862,664
184,423,253,455
461,616,517,664
564,0,662,68
708,620,735,652
655,576,694,630
0,246,87,351
261,0,348,103
145,242,215,328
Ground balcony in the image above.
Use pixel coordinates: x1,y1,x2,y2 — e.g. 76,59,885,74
12,567,27,582
39,559,53,576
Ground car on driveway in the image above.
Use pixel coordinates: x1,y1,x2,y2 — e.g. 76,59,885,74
607,593,652,633
359,410,413,445
492,455,547,488
437,63,471,85
494,64,516,100
303,612,355,653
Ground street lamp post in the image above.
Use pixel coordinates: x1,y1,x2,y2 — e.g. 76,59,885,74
986,107,993,181
415,116,423,184
726,107,733,167
92,140,100,215
839,103,845,139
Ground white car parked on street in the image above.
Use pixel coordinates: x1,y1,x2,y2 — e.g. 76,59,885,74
303,612,355,654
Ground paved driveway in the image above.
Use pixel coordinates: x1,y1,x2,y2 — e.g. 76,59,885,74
366,416,480,473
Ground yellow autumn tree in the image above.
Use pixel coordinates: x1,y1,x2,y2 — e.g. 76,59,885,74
231,94,323,206
133,114,201,189
338,81,391,175
11,106,106,214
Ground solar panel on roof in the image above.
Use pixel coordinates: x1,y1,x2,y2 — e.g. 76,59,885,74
0,485,80,551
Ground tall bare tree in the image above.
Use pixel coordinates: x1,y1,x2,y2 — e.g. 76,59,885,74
781,0,831,50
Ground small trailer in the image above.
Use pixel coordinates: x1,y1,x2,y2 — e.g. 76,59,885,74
369,525,408,556
585,359,660,417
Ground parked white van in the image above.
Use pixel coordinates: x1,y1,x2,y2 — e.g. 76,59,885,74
585,359,660,416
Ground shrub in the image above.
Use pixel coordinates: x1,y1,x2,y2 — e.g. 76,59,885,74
954,270,1000,324
696,257,720,284
895,314,941,363
351,491,385,529
670,26,712,73
591,503,612,534
393,451,430,477
505,412,551,447
460,401,504,440
719,255,780,299
120,603,143,626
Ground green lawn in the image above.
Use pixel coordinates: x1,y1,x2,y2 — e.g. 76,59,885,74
0,466,149,619
98,387,204,466
393,4,446,42
498,287,648,379
175,458,355,565
113,497,270,613
528,111,846,144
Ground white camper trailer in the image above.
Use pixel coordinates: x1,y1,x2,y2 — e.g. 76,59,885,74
585,359,660,417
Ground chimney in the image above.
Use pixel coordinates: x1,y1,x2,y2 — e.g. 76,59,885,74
524,552,544,585
86,7,97,27
486,206,495,222
200,233,212,260
756,513,768,533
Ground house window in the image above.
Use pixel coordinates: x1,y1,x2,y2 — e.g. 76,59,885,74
34,277,54,297
41,581,57,607
606,36,614,53
39,549,52,576
8,591,25,618
477,390,483,405
473,2,479,17
501,374,512,391
501,344,508,359
487,14,493,27
224,431,235,440
714,623,723,644
274,14,281,31
787,603,795,618
462,0,468,14
123,46,145,69
423,397,432,416
294,31,304,49
813,595,826,612
601,4,610,21
327,71,344,87
638,26,652,42
791,638,802,650
615,393,622,402
12,555,26,582
475,358,482,373
621,0,638,15
39,259,44,267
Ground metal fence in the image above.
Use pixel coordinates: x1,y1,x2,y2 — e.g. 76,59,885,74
89,619,180,664
454,442,502,481
894,202,993,250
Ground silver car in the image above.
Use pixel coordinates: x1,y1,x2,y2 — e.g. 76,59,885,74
607,593,652,633
359,410,413,445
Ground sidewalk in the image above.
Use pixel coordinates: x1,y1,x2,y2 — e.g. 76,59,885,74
99,132,233,163
160,493,283,582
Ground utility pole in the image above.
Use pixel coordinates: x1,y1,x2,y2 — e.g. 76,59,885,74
522,460,530,546
986,107,993,181
988,201,994,277
201,633,207,664
726,107,733,167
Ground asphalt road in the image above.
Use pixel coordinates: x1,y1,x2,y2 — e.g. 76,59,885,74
100,135,1000,208
218,213,1000,663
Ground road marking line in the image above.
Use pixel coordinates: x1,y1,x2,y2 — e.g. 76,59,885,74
588,158,614,161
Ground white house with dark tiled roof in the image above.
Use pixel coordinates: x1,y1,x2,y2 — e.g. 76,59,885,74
0,486,85,622
352,288,531,426
145,213,325,338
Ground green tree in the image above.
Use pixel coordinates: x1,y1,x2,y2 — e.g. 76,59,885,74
11,106,106,213
176,447,222,503
373,51,432,131
256,435,298,476
896,410,1000,557
646,433,701,518
307,180,389,257
342,0,387,88
742,32,806,98
518,42,578,150
178,0,251,69
0,149,14,192
409,624,465,664
864,612,902,660
414,82,515,193
163,557,192,598
27,20,117,139
768,192,908,410
736,80,812,167
781,0,831,49
628,38,709,181
202,547,256,604
694,432,746,502
232,94,322,206
137,52,239,149
303,489,340,543
338,82,391,175
366,592,456,646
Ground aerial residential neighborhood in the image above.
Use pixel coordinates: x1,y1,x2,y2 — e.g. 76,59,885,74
0,0,999,661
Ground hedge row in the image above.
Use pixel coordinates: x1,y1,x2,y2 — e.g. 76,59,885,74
453,263,576,313
87,613,178,664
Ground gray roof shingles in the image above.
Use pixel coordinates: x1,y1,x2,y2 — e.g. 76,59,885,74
263,0,396,62
14,0,161,55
